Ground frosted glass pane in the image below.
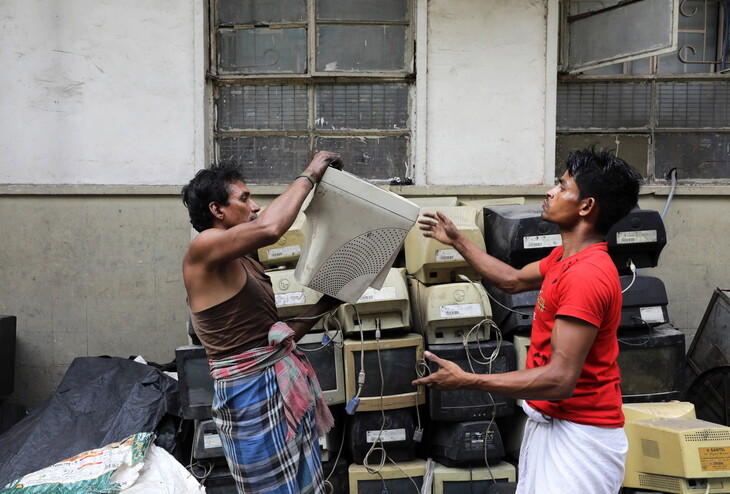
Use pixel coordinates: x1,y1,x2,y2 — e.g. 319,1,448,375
218,85,308,130
218,27,307,74
317,0,407,21
217,0,306,24
316,136,409,180
316,25,407,72
217,136,310,184
315,84,409,129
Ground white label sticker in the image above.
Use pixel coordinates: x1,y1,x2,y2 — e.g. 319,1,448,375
357,286,397,303
275,291,306,307
523,234,562,249
366,428,407,443
640,306,665,324
436,249,464,262
266,245,301,259
616,230,657,245
204,432,222,449
440,303,483,319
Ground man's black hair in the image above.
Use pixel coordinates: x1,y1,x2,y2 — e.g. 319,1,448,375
181,161,246,232
565,147,643,236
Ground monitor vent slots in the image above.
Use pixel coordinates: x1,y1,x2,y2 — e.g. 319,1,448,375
309,228,410,295
685,430,730,442
638,474,683,491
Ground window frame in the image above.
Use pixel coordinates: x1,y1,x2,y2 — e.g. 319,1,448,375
207,0,417,184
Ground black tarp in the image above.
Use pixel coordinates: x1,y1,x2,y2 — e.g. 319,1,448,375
0,356,181,487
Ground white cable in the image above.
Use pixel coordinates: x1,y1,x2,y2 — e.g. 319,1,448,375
621,259,637,294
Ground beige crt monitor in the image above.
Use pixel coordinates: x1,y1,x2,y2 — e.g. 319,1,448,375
459,197,526,234
268,269,326,331
295,167,420,304
432,461,517,493
409,278,492,345
623,418,730,493
336,268,410,337
623,401,696,423
257,210,307,269
404,206,485,284
343,333,425,412
348,459,426,494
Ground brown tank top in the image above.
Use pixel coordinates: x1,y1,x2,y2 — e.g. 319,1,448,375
189,256,279,359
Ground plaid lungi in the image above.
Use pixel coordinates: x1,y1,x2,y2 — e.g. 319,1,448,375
213,366,325,494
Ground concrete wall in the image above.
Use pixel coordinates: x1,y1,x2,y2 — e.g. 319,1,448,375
0,0,205,184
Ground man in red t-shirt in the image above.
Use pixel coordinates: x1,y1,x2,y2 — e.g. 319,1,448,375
413,148,642,494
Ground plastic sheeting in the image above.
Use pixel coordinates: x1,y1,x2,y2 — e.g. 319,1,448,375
0,356,182,487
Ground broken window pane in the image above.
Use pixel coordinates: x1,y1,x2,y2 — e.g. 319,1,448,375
316,25,407,71
317,0,408,22
217,136,310,183
218,27,307,74
217,0,307,25
316,136,409,180
315,83,409,130
217,85,308,130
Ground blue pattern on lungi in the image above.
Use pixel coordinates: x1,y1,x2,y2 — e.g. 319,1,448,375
213,365,324,494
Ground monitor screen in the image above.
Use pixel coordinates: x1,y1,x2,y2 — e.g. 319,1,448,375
348,460,425,494
433,462,517,494
176,345,215,420
343,333,425,412
617,325,685,402
298,331,345,405
685,288,730,387
427,342,516,421
356,346,417,397
0,315,17,400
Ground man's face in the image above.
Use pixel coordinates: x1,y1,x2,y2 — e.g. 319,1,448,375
542,171,585,227
219,180,260,227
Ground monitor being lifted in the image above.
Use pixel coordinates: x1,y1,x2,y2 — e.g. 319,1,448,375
295,167,420,304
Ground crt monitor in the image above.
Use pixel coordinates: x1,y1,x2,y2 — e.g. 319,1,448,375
404,206,486,285
617,325,685,403
0,315,17,401
297,330,346,406
619,274,670,329
427,341,516,422
483,204,560,268
345,408,417,465
623,417,730,493
432,462,517,494
483,284,537,336
257,210,307,269
295,167,420,305
336,267,411,337
268,269,327,331
176,345,215,420
348,460,425,494
409,278,492,345
606,208,667,273
343,333,425,412
430,421,505,467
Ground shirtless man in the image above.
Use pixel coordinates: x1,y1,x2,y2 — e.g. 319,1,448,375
182,151,342,494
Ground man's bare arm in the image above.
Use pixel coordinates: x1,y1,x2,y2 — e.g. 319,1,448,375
412,316,597,401
187,151,341,269
419,211,543,293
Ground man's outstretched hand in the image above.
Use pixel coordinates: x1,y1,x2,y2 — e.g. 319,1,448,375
412,351,472,390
